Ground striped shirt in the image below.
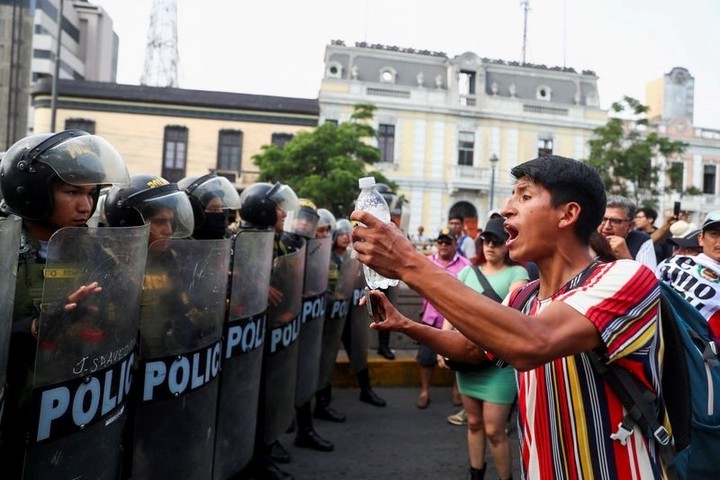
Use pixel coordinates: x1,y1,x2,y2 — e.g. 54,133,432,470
511,260,669,479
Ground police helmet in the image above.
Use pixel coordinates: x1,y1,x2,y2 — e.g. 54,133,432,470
333,218,353,243
317,208,336,236
375,182,402,214
0,130,130,221
285,198,319,238
178,173,241,234
239,182,299,229
104,173,194,238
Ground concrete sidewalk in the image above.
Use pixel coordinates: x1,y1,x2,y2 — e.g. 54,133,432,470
277,385,522,480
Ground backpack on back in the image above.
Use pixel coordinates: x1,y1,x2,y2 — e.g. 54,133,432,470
510,278,720,480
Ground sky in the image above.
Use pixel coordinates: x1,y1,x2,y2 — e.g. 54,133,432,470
94,0,720,127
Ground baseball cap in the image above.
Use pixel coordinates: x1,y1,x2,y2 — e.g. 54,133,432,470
668,229,701,248
702,211,720,231
437,226,456,243
482,217,508,242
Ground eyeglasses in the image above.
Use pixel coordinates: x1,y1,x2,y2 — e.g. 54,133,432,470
437,239,453,246
600,217,631,227
481,237,504,247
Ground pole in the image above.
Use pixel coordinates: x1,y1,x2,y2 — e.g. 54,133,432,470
489,154,499,210
50,0,64,132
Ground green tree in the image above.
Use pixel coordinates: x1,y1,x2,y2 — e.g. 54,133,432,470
253,103,397,217
586,96,687,205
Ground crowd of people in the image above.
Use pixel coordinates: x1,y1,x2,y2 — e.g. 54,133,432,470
1,130,719,479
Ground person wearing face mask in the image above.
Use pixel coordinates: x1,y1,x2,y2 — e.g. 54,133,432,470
178,173,241,240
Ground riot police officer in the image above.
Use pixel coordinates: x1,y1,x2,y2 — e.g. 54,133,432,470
285,200,334,452
178,172,241,239
239,182,301,480
0,130,144,479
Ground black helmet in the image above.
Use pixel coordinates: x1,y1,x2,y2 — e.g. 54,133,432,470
178,173,241,238
285,198,319,238
0,130,130,220
239,182,299,229
104,173,194,238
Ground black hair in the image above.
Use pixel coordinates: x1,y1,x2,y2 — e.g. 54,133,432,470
510,155,606,244
636,206,658,222
449,213,464,222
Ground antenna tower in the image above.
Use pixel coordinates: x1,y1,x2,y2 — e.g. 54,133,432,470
520,0,530,64
140,0,179,88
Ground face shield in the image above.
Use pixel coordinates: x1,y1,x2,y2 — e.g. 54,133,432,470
134,187,195,239
180,174,241,212
266,183,300,215
285,206,319,238
31,131,130,187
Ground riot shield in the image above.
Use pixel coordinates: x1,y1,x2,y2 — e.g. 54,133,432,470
0,216,21,423
346,256,370,372
263,240,305,445
23,224,149,480
129,238,230,480
295,237,332,407
318,251,361,390
213,229,273,479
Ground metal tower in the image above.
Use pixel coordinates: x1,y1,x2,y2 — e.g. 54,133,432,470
140,0,179,88
520,0,530,64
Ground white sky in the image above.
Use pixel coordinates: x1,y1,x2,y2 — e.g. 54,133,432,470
94,0,720,128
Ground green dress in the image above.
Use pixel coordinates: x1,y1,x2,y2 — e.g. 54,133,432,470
455,264,529,404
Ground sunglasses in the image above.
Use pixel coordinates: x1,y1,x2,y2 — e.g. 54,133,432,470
480,237,505,247
437,239,454,246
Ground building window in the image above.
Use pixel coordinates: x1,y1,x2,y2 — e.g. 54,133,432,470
271,133,293,149
669,161,684,192
537,137,553,156
379,67,396,84
703,164,716,194
162,126,188,182
325,119,338,126
457,132,474,166
459,71,476,95
217,129,242,173
536,85,552,101
64,118,95,134
378,124,395,163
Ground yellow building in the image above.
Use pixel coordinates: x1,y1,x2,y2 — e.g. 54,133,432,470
31,78,319,187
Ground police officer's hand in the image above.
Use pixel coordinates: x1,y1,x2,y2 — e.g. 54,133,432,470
350,210,419,280
268,286,283,306
65,281,102,314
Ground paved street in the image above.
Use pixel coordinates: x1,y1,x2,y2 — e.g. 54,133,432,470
277,385,522,480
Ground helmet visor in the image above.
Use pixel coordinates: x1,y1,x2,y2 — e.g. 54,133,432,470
137,190,195,239
40,134,130,187
189,175,241,210
266,183,299,214
284,208,319,238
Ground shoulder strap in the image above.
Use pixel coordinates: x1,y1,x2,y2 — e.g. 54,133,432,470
470,264,503,303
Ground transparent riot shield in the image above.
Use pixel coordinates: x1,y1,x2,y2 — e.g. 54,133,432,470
129,238,230,480
0,216,21,423
295,236,332,407
347,256,370,372
263,240,305,445
318,250,361,390
213,229,273,479
23,224,149,480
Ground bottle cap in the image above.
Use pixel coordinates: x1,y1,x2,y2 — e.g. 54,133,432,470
358,176,376,189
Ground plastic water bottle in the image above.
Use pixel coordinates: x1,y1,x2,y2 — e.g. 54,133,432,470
356,176,399,289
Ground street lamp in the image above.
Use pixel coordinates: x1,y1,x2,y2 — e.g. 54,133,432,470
489,153,499,210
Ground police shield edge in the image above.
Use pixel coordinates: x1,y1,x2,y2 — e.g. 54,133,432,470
263,240,306,444
128,237,230,479
24,224,149,479
347,256,371,372
213,229,273,478
295,236,332,407
318,248,360,392
0,216,21,424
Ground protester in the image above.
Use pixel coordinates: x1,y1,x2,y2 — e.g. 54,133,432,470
351,155,670,478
